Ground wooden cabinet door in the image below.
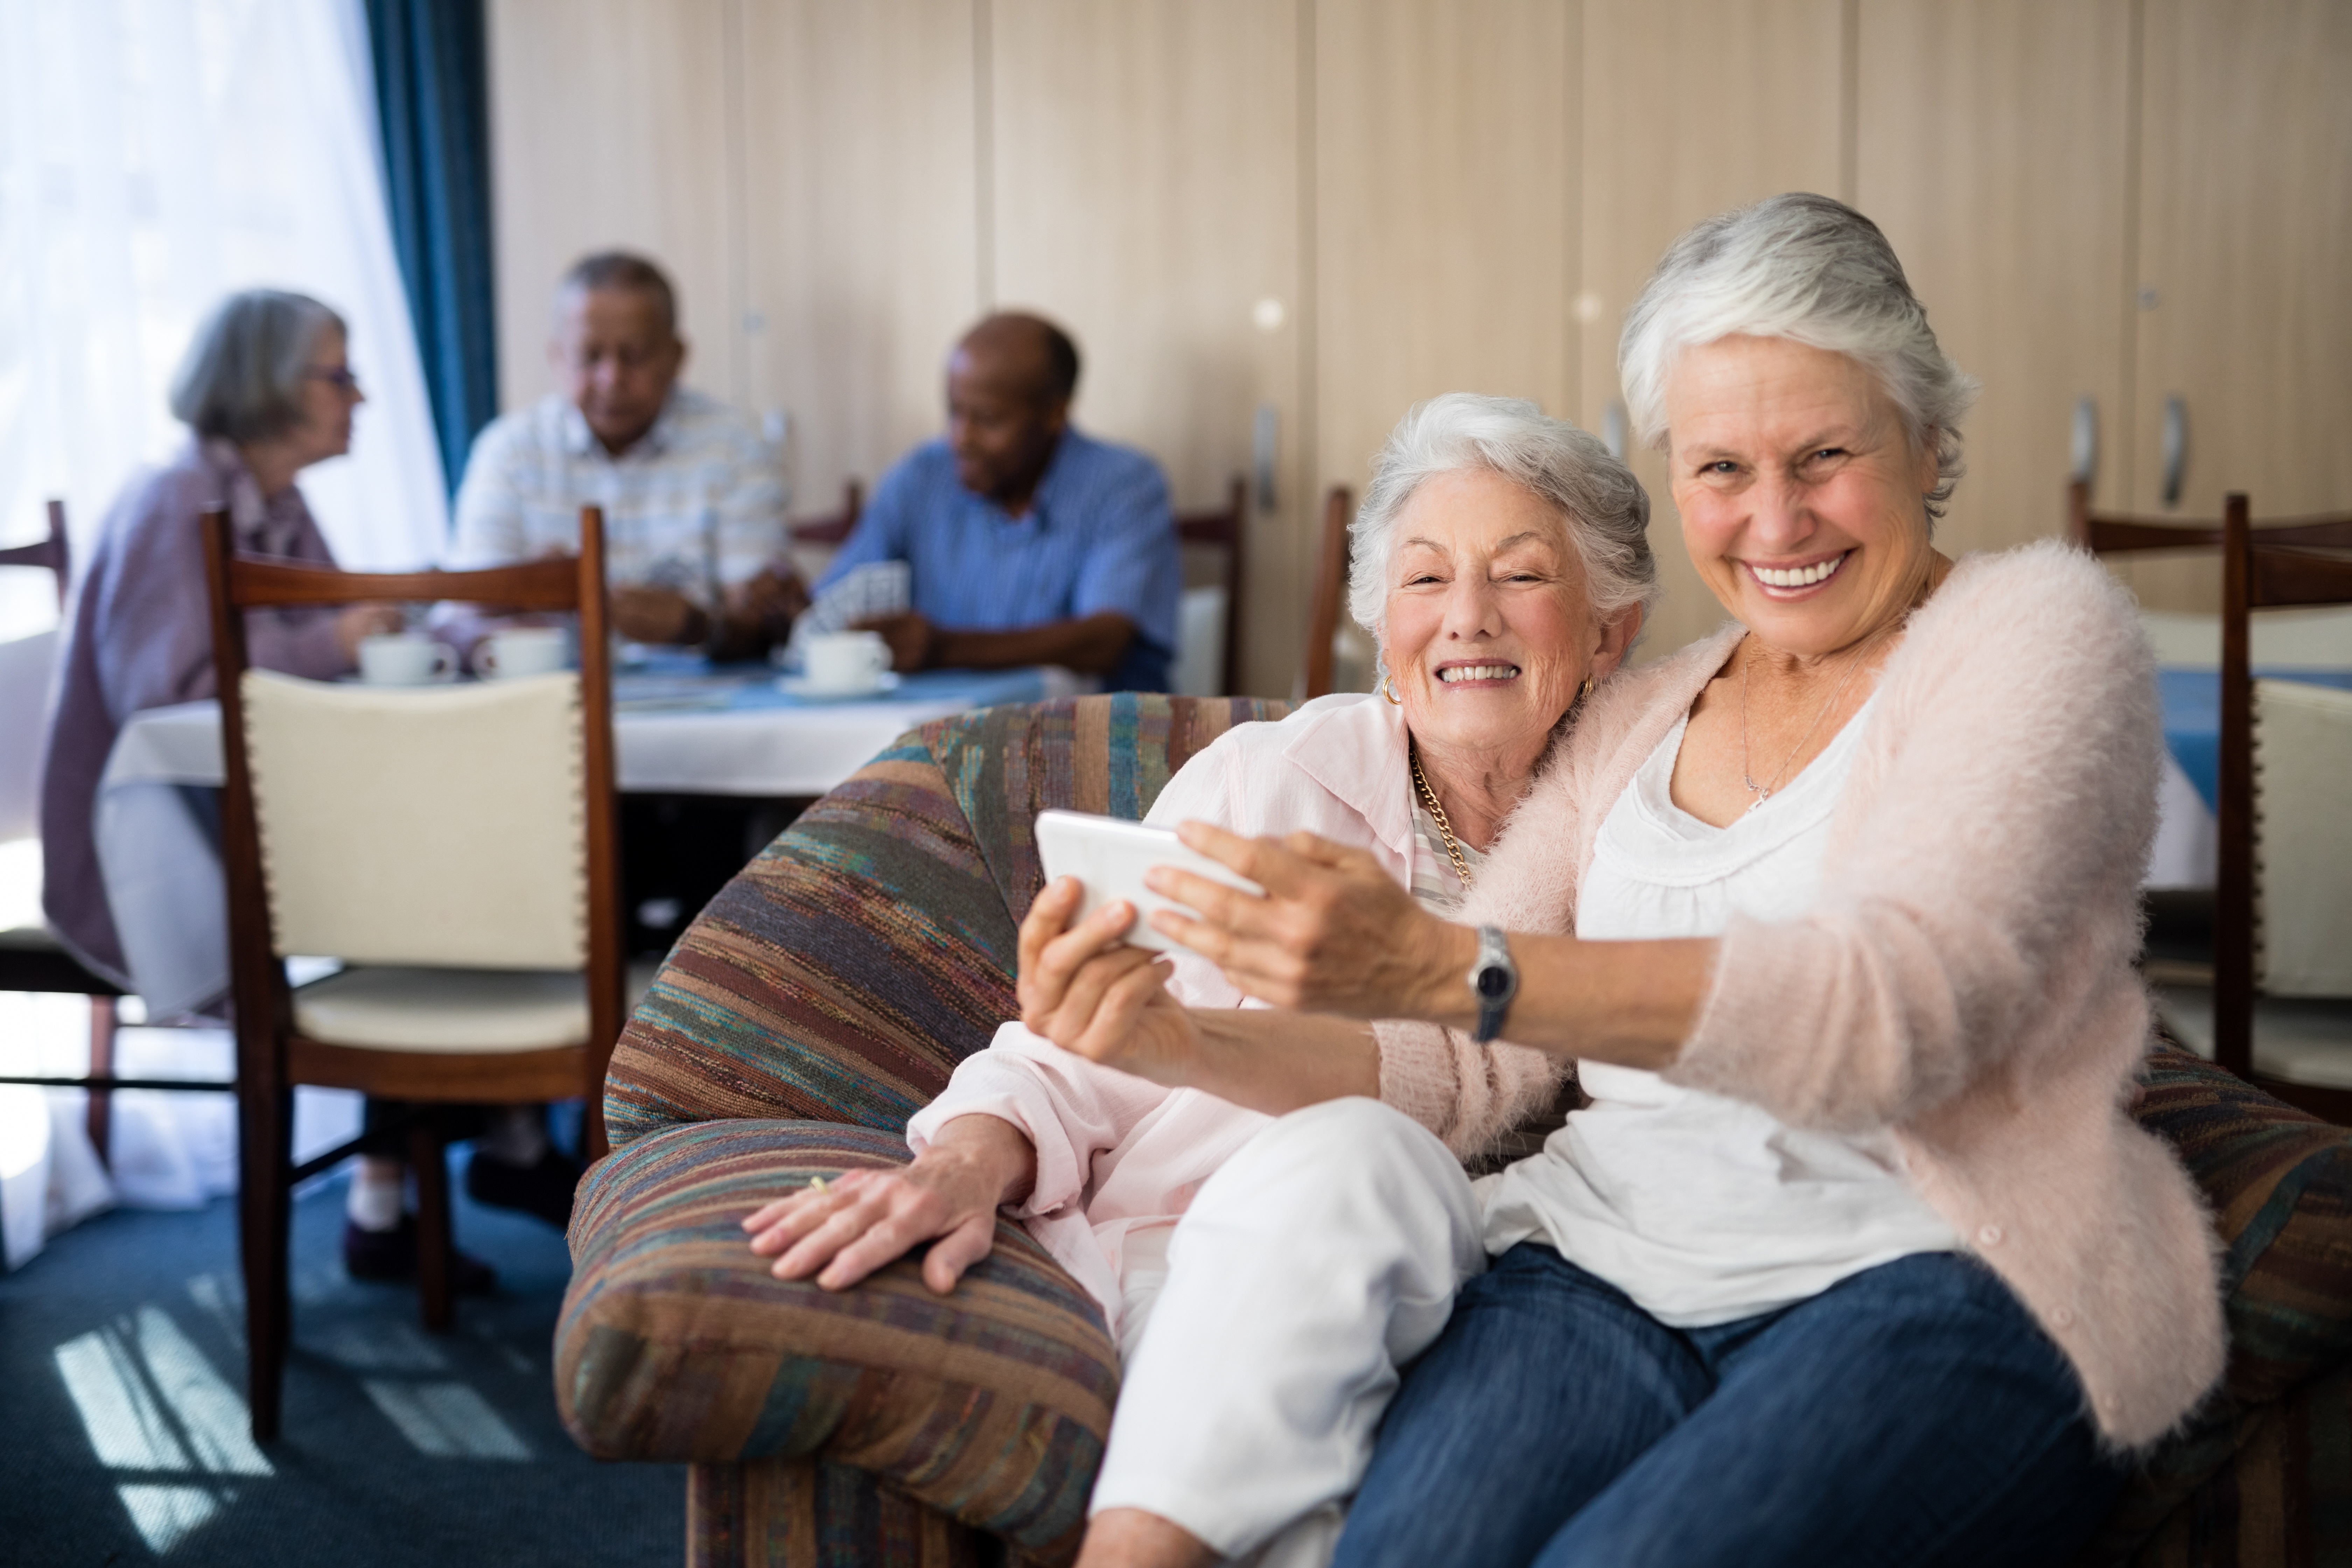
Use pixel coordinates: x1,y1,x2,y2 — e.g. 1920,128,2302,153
1312,0,1580,681
489,0,737,411
2126,0,2352,611
1855,0,2138,564
991,0,1304,698
1580,0,1848,659
740,0,982,522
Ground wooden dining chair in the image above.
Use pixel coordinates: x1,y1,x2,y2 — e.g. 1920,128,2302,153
0,498,70,588
2066,478,2231,556
1302,486,1355,700
787,479,864,547
201,504,625,1440
0,499,144,1169
1174,477,1248,696
2214,497,2352,1123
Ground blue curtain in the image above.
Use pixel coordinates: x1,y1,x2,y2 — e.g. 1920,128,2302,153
364,0,498,501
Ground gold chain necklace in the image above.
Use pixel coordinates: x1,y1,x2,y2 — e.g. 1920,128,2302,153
1410,754,1476,889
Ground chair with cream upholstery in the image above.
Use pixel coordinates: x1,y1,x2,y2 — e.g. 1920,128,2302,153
2216,500,2352,1123
0,500,138,1167
201,504,624,1441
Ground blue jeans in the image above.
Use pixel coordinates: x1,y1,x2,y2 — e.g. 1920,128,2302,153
1332,1246,2126,1568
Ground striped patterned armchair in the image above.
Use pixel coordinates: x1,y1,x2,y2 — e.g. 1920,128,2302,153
552,694,2352,1568
555,694,1288,1567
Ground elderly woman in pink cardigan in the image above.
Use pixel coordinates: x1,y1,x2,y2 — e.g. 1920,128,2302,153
1011,195,2225,1568
745,394,1650,1563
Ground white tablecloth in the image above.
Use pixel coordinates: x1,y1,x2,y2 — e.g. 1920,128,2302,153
95,667,1082,1017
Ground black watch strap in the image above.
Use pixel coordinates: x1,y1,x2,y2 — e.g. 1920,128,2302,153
1469,924,1518,1043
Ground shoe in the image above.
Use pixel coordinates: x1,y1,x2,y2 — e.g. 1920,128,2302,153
464,1146,584,1231
342,1217,498,1295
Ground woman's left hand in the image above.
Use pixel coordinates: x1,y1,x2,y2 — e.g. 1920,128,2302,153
1146,822,1470,1020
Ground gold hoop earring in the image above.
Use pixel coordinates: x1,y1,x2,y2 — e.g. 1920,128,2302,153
1381,673,1402,706
1580,676,1595,702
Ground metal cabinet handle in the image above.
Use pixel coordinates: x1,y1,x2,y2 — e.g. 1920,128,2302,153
1602,399,1629,462
2071,397,2098,487
1253,404,1278,511
2161,395,2188,506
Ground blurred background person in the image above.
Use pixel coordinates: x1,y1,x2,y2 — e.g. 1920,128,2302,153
446,251,804,661
39,288,572,1289
820,312,1181,691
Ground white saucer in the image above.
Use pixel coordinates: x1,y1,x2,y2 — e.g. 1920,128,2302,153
777,672,901,700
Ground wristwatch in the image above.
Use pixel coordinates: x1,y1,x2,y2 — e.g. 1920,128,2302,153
1469,925,1519,1043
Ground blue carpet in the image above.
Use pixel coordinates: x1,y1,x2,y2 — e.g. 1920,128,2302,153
0,1154,683,1566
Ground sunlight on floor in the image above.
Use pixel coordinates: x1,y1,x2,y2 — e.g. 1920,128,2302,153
52,1305,270,1552
362,1378,532,1460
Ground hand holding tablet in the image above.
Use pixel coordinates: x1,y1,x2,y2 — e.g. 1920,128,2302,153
1033,809,1265,953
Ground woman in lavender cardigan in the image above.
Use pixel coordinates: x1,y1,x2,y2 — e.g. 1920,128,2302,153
41,292,574,1286
1023,196,2223,1568
41,288,396,989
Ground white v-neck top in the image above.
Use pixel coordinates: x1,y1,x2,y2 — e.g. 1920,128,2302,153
1477,696,1959,1326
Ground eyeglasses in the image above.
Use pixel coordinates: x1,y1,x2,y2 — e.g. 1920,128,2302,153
305,366,362,392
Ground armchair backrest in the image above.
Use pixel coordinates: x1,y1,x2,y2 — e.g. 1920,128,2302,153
604,692,1292,1148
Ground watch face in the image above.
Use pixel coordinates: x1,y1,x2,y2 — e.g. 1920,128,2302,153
1476,966,1512,999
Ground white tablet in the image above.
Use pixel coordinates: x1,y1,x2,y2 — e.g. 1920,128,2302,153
1033,809,1264,953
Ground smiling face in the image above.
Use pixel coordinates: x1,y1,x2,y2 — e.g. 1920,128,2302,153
1665,334,1943,658
1380,468,1635,764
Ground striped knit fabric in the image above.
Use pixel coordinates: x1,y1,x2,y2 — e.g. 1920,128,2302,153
2077,1042,2352,1567
566,694,1289,1568
604,694,1283,1146
559,1120,1111,1559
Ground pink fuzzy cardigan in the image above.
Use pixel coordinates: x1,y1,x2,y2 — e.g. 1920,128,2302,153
1377,541,2225,1449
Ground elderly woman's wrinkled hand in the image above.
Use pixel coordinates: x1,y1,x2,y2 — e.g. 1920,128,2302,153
1148,822,1462,1018
1017,875,1207,1084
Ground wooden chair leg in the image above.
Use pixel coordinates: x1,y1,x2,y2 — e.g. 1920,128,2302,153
410,1120,455,1333
237,1081,294,1442
85,996,115,1167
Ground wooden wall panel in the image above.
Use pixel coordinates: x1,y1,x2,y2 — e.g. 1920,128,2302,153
1579,0,1847,659
739,0,981,523
1855,0,2136,565
990,0,1303,696
487,0,735,412
2126,0,2352,609
1312,0,1580,671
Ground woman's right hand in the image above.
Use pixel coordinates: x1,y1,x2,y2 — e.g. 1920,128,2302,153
741,1114,1035,1294
1017,875,1206,1084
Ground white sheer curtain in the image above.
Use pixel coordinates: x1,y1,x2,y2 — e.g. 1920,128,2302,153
0,0,448,647
0,0,423,1262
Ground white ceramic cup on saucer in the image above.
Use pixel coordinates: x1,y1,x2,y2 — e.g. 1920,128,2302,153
800,630,892,695
358,634,456,686
476,626,572,680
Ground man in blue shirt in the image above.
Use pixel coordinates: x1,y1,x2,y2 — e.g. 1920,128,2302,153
819,313,1181,692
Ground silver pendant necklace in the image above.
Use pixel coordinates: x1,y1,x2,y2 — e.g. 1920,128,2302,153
1738,631,1884,813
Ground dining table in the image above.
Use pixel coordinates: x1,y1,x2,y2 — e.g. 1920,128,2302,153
96,656,1086,1018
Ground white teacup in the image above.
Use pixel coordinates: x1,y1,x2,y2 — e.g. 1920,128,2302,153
358,634,455,687
801,630,892,695
476,626,572,681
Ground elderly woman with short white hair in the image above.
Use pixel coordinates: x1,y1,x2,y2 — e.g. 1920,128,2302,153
1023,194,2226,1568
42,289,575,1288
744,394,1650,1566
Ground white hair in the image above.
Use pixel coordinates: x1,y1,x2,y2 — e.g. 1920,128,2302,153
1618,192,1980,519
1349,394,1656,646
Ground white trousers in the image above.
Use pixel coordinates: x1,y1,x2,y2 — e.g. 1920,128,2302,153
1090,1098,1485,1563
